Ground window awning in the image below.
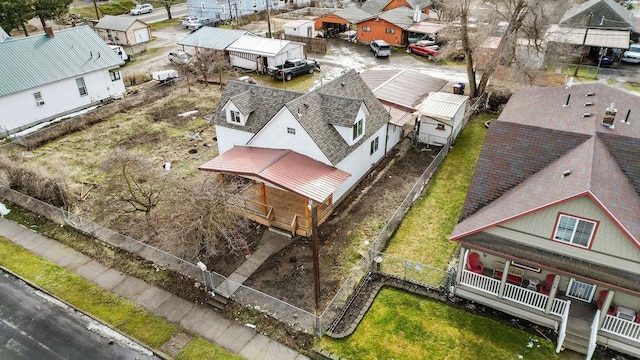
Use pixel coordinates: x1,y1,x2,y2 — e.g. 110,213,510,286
199,146,351,203
545,25,631,49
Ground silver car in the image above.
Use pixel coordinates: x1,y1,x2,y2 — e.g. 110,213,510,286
622,44,640,64
130,4,153,15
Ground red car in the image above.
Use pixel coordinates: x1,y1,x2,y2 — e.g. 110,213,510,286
407,40,440,60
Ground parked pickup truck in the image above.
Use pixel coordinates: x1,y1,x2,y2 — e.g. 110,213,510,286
267,59,320,81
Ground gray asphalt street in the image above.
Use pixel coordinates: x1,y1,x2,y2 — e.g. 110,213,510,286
0,270,161,360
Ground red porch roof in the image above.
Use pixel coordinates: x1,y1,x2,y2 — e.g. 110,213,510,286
199,146,351,203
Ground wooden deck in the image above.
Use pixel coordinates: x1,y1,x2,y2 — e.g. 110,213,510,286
230,183,333,237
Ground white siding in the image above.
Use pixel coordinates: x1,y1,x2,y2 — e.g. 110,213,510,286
386,123,401,151
334,124,386,201
0,69,125,134
417,115,452,145
489,196,640,274
229,54,260,71
215,125,254,154
248,108,330,164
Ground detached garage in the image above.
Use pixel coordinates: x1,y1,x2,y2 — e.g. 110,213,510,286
95,15,151,46
226,35,305,73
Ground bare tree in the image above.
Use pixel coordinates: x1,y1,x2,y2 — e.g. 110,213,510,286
100,149,164,219
443,0,554,98
157,0,180,19
192,48,234,86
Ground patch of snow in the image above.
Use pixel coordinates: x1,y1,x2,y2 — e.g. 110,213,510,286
9,106,99,138
0,202,10,216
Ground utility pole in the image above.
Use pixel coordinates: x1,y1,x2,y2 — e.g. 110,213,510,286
309,200,321,334
92,0,100,19
573,12,593,77
266,0,272,38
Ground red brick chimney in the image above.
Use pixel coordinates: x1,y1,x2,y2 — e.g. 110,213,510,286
44,26,54,38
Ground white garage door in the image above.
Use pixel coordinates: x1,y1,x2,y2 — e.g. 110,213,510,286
133,28,150,44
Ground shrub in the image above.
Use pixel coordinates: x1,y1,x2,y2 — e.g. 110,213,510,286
100,0,138,16
0,157,70,207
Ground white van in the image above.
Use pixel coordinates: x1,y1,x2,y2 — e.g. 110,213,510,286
109,45,129,62
370,40,391,58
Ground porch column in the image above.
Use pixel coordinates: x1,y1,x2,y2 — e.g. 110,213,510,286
455,247,468,286
544,275,560,314
497,260,511,299
260,183,267,215
218,173,225,186
598,290,615,327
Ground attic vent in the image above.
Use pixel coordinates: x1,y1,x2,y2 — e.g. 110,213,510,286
584,102,593,106
562,170,572,178
586,92,595,97
581,113,592,118
602,102,617,129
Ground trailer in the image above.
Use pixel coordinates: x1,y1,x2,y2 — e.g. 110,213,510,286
152,70,179,84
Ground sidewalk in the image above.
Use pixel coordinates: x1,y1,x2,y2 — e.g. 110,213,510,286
0,217,309,360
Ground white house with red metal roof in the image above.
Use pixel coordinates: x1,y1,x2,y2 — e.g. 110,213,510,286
199,70,390,236
0,26,125,136
451,83,640,359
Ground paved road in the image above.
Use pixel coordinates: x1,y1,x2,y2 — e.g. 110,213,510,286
0,270,161,360
127,3,187,24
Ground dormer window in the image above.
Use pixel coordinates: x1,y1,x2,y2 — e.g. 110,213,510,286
553,214,597,248
352,118,363,140
230,110,241,124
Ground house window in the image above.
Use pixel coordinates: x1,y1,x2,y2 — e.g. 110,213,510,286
362,26,371,32
34,92,44,106
229,110,241,123
370,136,379,155
385,28,395,34
553,214,596,248
287,127,296,135
76,77,88,96
201,2,205,11
238,1,243,8
436,124,445,130
109,70,121,81
352,118,363,140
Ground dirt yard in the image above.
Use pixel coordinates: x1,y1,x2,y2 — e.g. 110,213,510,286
244,142,438,311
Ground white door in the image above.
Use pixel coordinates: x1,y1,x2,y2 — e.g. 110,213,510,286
133,28,150,44
566,278,596,302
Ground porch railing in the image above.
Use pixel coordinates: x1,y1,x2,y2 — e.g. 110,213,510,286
460,270,570,318
460,269,500,295
503,283,547,311
601,314,640,342
586,310,600,359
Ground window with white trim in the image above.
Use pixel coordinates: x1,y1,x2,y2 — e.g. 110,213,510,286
34,92,44,106
229,110,241,123
352,118,363,140
76,77,88,96
362,26,371,32
287,127,296,135
370,136,379,155
553,214,596,248
385,28,395,34
109,70,121,81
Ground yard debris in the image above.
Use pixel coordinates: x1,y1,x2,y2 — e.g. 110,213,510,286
184,131,202,140
178,110,198,118
244,323,256,329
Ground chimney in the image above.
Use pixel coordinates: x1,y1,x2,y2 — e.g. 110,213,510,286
602,103,617,129
44,26,54,38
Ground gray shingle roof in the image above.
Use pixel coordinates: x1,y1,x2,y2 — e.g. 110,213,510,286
177,27,249,50
559,0,634,30
333,7,372,23
359,7,425,29
214,70,390,165
229,90,256,115
95,15,147,31
0,26,124,97
452,83,640,245
360,0,389,15
406,0,431,10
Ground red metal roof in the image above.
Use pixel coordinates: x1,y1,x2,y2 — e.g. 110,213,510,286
199,146,351,203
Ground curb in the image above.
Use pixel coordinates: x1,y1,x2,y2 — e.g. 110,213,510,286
0,264,173,360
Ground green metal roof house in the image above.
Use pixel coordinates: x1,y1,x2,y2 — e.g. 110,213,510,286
0,26,125,135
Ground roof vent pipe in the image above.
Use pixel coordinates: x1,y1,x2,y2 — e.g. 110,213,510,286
623,109,631,123
562,170,572,178
586,92,595,96
564,94,571,107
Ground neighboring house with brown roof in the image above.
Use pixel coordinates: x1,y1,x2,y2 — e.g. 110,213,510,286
199,70,390,236
450,83,640,359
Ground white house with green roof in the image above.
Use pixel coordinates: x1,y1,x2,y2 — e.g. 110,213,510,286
0,26,125,135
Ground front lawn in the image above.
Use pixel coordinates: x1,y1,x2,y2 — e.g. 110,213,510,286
383,114,490,269
318,288,559,360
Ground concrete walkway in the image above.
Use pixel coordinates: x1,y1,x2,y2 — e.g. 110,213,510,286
0,217,309,360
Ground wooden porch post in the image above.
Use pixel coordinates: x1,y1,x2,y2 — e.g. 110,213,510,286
260,182,267,215
455,246,467,286
218,173,225,186
497,260,511,299
598,290,615,327
544,275,560,314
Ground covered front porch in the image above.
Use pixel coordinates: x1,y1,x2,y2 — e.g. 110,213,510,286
199,146,350,237
455,247,640,359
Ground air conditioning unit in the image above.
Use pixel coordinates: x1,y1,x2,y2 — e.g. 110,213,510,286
37,100,45,106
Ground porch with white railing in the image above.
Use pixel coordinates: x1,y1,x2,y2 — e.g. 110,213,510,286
601,314,640,342
459,269,570,317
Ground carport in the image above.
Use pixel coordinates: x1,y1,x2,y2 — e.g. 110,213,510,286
314,7,370,37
